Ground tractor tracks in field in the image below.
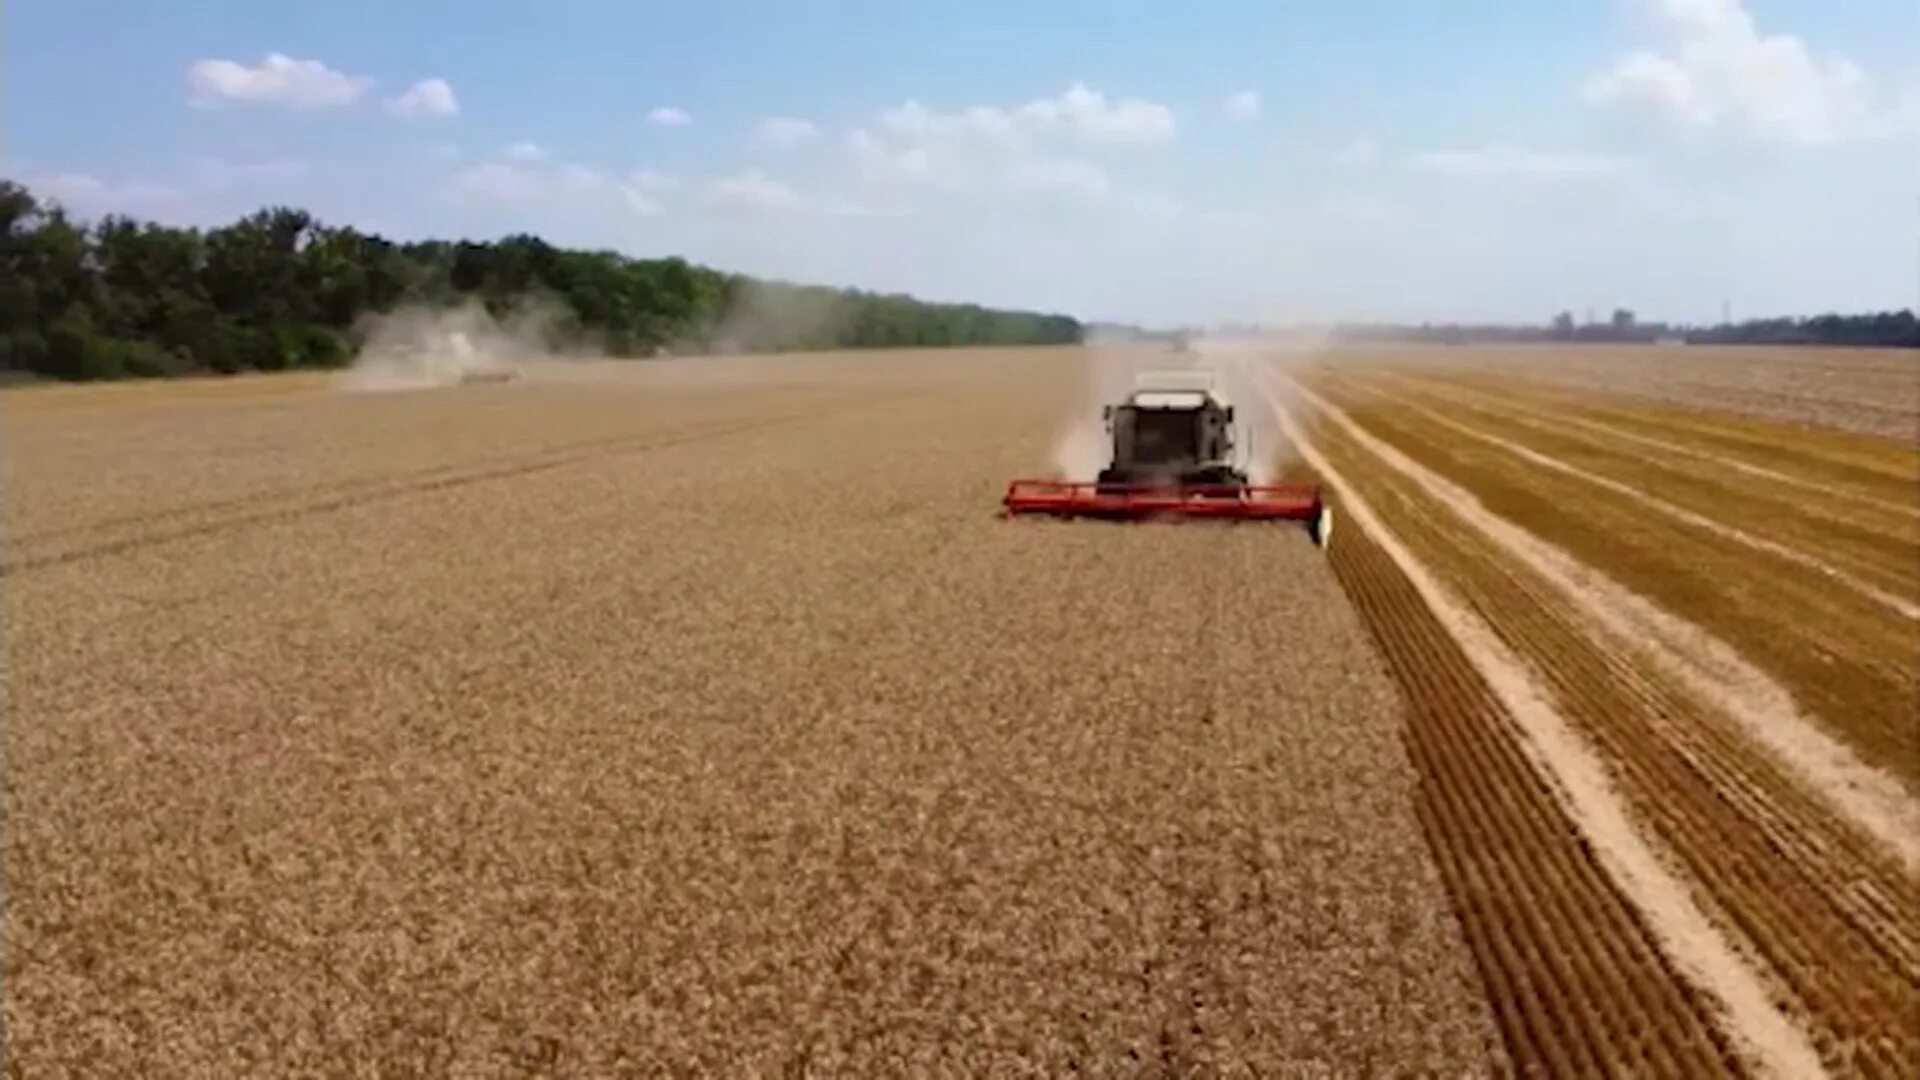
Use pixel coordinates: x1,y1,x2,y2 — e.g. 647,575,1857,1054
1261,381,1752,1074
1380,373,1920,524
1331,510,1744,1076
1261,369,1920,1076
1,394,913,578
1660,380,1920,430
1317,413,1919,1073
1384,394,1920,623
1294,379,1920,865
1341,374,1920,602
1430,372,1920,495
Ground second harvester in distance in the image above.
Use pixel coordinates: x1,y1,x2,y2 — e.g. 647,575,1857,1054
1004,371,1330,544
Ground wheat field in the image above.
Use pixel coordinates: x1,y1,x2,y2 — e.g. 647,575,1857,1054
9,343,1916,1076
1274,344,1918,1077
3,349,1491,1074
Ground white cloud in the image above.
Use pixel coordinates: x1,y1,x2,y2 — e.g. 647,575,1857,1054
1017,82,1177,144
646,106,692,127
556,164,607,192
31,173,111,202
1224,91,1261,121
878,101,932,136
849,130,1210,221
566,165,667,215
507,141,549,162
1584,0,1888,143
454,162,548,202
756,117,821,148
455,158,665,216
385,77,460,118
703,170,805,212
22,172,194,219
1011,158,1112,198
842,81,1176,203
1335,136,1380,165
880,101,1020,144
872,82,1176,150
189,156,308,190
847,128,937,185
1584,51,1709,123
187,53,369,109
622,188,665,216
1415,147,1636,178
1124,190,1190,222
627,169,678,193
833,84,1221,228
1319,192,1396,226
819,199,911,219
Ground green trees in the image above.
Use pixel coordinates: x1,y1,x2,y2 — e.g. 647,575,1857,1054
1342,311,1919,348
0,178,1083,381
1688,311,1919,347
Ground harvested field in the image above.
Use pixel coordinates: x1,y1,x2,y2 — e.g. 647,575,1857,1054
10,342,1916,1076
1265,346,1920,1077
1298,475,1740,1076
1335,342,1920,440
3,350,1493,1074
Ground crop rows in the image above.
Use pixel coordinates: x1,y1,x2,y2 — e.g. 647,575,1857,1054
1315,494,1738,1075
1313,374,1919,780
1357,342,1920,438
12,342,1910,1075
1378,374,1920,592
1288,361,1920,1076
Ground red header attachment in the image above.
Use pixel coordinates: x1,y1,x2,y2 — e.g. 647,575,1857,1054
1002,479,1322,521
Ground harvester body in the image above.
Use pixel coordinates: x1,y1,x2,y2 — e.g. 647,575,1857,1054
1004,371,1330,543
1098,381,1243,489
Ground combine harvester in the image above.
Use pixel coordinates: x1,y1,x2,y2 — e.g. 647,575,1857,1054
1004,371,1330,545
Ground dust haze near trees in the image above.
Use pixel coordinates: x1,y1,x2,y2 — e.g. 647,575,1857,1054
0,179,1082,381
4,176,1911,383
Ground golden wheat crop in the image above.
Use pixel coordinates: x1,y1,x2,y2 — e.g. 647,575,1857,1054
1350,341,1920,439
1287,354,1920,1077
3,349,1492,1074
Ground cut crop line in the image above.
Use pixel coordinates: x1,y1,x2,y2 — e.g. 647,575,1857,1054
1252,373,1825,1079
1384,381,1920,600
0,403,882,578
1393,399,1920,624
1326,505,1737,1072
1663,381,1920,422
6,392,866,550
1276,374,1920,876
1548,384,1917,486
1387,375,1920,523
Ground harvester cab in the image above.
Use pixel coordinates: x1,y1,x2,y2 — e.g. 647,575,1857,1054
1004,371,1331,545
1098,373,1245,490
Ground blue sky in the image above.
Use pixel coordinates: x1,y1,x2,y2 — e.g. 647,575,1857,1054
7,1,1917,325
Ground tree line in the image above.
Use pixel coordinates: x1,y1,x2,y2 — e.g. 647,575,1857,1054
0,179,1083,381
1331,308,1919,348
1678,311,1919,348
1100,309,1919,349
